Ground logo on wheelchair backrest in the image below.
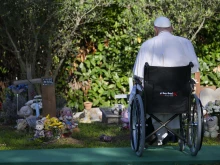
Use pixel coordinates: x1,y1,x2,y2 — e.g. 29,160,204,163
160,92,177,97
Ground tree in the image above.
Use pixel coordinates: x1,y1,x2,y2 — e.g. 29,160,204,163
0,0,60,80
51,0,116,80
0,0,117,82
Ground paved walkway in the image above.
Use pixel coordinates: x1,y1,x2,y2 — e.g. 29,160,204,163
0,146,220,165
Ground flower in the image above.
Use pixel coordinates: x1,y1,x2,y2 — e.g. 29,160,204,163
43,114,64,139
204,101,220,114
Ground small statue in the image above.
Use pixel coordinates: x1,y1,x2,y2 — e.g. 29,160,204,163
120,108,129,130
204,115,219,138
80,109,92,123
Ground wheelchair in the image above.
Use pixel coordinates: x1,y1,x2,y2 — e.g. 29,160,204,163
130,62,204,157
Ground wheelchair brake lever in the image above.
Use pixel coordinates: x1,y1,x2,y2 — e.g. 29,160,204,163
190,78,196,92
133,76,142,86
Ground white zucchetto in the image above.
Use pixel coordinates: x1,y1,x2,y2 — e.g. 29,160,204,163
154,16,171,28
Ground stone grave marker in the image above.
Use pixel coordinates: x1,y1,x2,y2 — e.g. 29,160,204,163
200,88,220,107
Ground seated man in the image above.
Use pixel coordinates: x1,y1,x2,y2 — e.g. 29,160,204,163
130,16,199,145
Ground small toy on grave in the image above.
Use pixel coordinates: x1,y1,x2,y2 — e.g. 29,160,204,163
120,108,129,130
16,95,43,131
59,107,78,134
204,100,220,114
79,109,92,123
111,104,124,115
99,134,112,142
16,119,28,131
34,119,45,139
203,100,220,138
204,113,219,138
17,105,33,118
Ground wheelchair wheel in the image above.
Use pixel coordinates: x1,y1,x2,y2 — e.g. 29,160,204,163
179,114,186,151
199,99,204,151
188,94,202,156
130,94,145,157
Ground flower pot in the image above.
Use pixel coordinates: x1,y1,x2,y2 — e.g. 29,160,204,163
84,101,93,110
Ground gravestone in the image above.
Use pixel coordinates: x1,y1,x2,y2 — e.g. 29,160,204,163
199,88,220,107
100,107,122,124
41,77,56,117
200,87,220,127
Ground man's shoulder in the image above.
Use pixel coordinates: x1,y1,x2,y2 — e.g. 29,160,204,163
175,35,191,43
141,37,156,46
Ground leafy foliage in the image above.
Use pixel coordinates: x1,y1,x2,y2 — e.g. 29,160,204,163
56,1,220,111
56,3,140,110
196,14,220,87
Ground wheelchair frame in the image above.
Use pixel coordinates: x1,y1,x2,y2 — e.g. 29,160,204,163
130,63,204,157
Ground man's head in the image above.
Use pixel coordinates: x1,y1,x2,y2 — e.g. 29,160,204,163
154,16,172,36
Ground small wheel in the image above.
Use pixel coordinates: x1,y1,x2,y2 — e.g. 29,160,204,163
130,94,145,157
188,94,202,156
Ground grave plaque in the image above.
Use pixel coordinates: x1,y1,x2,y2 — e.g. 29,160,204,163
42,78,53,86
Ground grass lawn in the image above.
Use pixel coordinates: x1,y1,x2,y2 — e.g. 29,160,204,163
0,122,220,150
0,122,130,150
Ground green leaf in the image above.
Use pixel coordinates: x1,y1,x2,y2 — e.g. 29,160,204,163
108,84,115,89
84,60,91,68
116,82,122,88
98,87,104,94
98,43,103,51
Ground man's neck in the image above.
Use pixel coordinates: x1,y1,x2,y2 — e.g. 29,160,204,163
159,30,171,34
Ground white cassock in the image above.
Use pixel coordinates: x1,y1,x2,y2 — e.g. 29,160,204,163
131,31,199,142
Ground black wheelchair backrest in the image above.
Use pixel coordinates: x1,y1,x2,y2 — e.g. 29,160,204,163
144,62,193,114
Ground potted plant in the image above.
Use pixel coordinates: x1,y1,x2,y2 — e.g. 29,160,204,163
83,101,93,110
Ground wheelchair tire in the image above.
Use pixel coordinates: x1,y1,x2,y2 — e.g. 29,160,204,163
188,94,202,156
199,99,204,151
130,94,145,157
179,114,186,151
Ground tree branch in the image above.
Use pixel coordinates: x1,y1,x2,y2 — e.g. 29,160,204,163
53,58,65,82
37,11,59,36
45,39,53,77
80,1,101,20
191,18,206,41
5,25,26,73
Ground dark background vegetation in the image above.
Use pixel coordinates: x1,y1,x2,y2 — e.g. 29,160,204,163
0,0,219,112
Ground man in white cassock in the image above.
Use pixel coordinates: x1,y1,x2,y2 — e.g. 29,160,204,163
130,16,200,145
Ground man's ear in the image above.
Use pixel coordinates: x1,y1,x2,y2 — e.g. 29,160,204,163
170,26,173,33
154,27,158,36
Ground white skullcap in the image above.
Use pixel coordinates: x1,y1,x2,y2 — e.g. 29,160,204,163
154,16,171,28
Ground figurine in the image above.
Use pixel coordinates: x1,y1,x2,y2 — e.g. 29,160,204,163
34,120,45,138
